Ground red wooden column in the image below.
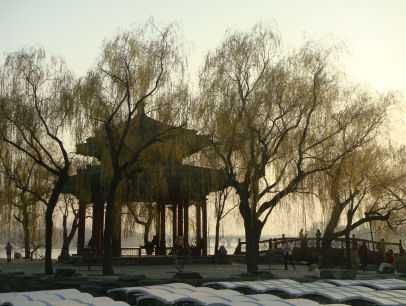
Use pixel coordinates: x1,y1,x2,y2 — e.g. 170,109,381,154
112,202,122,257
177,202,183,237
159,201,166,255
195,203,201,244
184,201,189,247
91,201,98,249
155,201,161,240
172,205,177,245
77,200,86,255
202,197,208,256
100,200,104,237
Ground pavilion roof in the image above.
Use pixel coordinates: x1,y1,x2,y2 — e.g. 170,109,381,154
62,164,229,204
76,114,210,163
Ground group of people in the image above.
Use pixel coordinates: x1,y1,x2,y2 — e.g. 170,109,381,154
298,228,322,239
283,231,401,273
358,238,398,273
378,249,395,273
281,229,322,270
299,228,322,248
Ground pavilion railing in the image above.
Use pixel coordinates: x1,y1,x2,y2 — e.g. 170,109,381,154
119,246,173,257
78,246,174,257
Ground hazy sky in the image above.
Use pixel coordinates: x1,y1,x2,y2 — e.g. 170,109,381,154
1,0,405,96
1,0,405,237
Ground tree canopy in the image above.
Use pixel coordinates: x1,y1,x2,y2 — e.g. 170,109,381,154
196,24,395,272
0,47,80,274
77,20,189,275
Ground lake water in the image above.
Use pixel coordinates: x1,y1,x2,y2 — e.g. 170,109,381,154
0,248,71,260
1,241,239,260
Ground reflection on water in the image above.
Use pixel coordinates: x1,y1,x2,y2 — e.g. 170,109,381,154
208,241,238,255
0,241,240,260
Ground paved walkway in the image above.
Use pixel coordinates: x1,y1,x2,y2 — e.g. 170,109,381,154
0,258,382,281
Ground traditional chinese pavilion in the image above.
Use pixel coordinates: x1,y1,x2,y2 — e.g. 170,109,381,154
63,114,227,257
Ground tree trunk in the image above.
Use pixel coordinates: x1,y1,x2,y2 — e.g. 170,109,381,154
243,216,263,273
61,214,78,257
61,235,74,257
320,235,333,268
61,238,71,256
103,196,115,275
44,175,67,275
44,205,55,274
345,210,354,269
345,230,351,269
61,215,69,256
22,205,30,259
215,218,220,255
239,194,262,273
102,175,121,275
320,204,343,268
236,180,263,273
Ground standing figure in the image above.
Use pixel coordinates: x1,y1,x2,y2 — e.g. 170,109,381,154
299,229,305,248
5,242,13,262
316,229,322,249
282,241,295,270
399,240,405,256
378,238,385,265
358,241,368,272
306,249,318,271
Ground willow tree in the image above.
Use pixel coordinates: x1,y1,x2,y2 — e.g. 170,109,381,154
78,21,187,275
120,164,166,248
317,144,406,268
0,48,79,274
0,166,13,242
57,194,79,257
123,201,156,247
197,24,390,272
0,154,49,259
214,187,237,254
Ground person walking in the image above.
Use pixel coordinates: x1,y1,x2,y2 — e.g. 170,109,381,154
358,241,368,272
5,242,13,262
282,241,295,270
